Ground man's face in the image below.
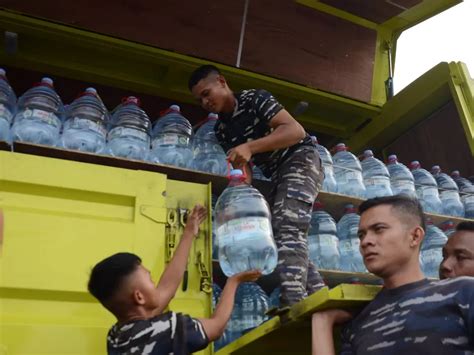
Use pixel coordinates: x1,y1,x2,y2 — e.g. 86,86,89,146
439,231,474,279
358,205,420,277
191,75,229,113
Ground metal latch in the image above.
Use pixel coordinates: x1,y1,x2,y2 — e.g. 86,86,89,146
165,208,178,263
196,251,212,294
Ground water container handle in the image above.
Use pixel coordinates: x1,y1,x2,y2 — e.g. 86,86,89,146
226,159,248,181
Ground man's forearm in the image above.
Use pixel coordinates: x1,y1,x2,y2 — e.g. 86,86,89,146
247,123,304,155
312,314,337,355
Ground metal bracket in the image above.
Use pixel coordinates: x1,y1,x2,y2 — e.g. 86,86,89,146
196,251,212,294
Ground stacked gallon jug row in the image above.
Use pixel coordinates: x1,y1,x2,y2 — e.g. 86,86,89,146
312,137,474,219
0,70,231,175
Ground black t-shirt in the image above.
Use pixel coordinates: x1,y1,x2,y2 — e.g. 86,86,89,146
214,89,313,178
341,277,474,354
107,311,209,355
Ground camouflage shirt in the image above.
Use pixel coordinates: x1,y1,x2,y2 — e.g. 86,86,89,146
341,277,474,354
214,89,314,178
107,311,209,355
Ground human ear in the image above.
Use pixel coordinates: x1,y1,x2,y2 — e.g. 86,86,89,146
410,226,425,248
132,290,145,305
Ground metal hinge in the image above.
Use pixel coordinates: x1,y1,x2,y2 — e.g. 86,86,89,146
165,208,178,263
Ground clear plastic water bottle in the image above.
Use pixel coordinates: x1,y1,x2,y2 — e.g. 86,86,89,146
307,201,340,270
60,88,109,153
252,165,271,181
361,150,393,198
225,301,242,344
430,165,464,217
105,96,151,161
332,143,366,198
311,136,337,193
451,170,474,218
440,220,456,237
211,193,219,260
215,169,278,276
421,219,447,278
269,287,280,308
409,161,443,214
0,68,17,143
192,113,227,175
11,77,63,146
235,282,269,333
150,105,193,168
337,204,366,272
386,154,416,198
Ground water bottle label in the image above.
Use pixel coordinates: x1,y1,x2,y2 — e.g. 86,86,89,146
319,234,339,246
420,187,438,198
69,117,107,136
23,109,60,127
154,134,189,146
340,238,359,252
391,180,413,189
440,190,459,200
217,217,272,246
109,127,148,141
365,177,388,186
463,195,474,205
0,104,13,123
350,226,359,237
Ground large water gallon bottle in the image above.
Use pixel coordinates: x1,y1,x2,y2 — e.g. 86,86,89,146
215,169,277,276
150,105,193,168
421,219,447,278
60,88,109,153
332,143,366,198
11,77,63,146
409,161,443,214
430,165,464,217
212,283,229,351
451,170,474,218
307,201,340,270
440,220,455,238
234,282,269,334
192,113,227,175
211,193,219,260
386,154,416,198
252,165,271,181
0,68,17,142
311,136,337,193
361,150,393,198
106,96,151,161
337,204,366,272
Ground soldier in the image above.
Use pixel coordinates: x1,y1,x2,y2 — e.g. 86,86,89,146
189,65,325,307
440,221,474,279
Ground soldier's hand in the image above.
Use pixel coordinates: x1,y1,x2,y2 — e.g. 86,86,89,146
227,143,252,167
228,270,262,284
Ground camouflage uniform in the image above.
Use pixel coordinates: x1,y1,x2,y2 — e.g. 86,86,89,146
215,89,325,306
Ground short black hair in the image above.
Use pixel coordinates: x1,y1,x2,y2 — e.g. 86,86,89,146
358,195,426,231
456,221,474,232
188,64,221,91
88,252,141,305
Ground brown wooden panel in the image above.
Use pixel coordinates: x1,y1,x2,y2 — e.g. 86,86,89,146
241,0,376,102
0,0,243,66
3,66,207,125
384,100,474,177
320,0,422,24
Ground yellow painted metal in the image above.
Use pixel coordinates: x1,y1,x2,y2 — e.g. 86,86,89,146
0,151,212,355
217,284,380,355
348,61,474,157
0,9,380,137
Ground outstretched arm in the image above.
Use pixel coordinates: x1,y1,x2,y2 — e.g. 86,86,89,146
154,205,207,314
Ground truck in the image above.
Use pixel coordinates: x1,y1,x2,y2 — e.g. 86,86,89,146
0,0,473,354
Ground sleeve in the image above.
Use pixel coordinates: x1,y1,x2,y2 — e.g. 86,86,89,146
253,89,284,123
180,314,210,353
339,323,356,355
456,278,474,341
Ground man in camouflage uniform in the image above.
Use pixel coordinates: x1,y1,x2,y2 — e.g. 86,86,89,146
189,65,324,307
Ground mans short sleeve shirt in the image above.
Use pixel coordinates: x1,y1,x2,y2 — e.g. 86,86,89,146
107,311,209,355
214,89,313,178
340,277,474,355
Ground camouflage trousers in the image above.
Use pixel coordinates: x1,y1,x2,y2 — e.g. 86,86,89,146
267,146,325,307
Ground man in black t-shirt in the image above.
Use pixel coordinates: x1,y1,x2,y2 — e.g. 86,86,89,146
189,65,325,307
88,205,260,355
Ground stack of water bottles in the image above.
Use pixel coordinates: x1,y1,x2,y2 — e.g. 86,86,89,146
337,204,366,272
0,69,17,143
451,170,474,218
421,218,448,278
192,113,227,175
311,136,337,193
